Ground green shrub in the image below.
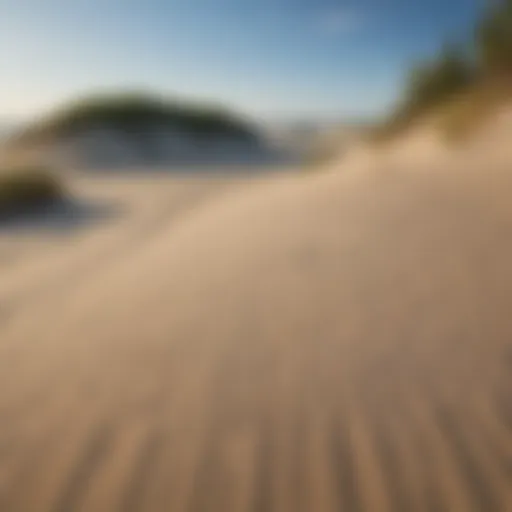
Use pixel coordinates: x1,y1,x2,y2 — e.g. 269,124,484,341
0,168,62,215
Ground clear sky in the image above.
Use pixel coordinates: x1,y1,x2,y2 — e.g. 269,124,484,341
0,0,483,122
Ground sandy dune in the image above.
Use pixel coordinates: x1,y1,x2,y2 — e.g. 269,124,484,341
0,149,511,511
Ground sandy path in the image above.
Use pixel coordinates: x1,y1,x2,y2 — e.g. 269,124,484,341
0,162,511,511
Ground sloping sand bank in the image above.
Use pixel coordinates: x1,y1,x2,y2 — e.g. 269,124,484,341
1,119,512,510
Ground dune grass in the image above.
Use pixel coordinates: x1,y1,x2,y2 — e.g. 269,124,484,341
434,81,512,142
368,0,512,147
367,80,512,147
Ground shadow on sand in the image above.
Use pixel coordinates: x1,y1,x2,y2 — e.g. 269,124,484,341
63,145,302,174
0,196,125,233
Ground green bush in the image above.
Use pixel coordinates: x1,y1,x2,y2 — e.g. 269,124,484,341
0,168,63,215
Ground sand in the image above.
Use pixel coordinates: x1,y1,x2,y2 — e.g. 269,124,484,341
0,123,511,511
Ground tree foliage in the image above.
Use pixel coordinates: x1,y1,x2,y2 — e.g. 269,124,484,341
477,0,512,75
17,93,258,145
403,46,475,113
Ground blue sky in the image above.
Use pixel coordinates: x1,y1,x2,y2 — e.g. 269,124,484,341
0,0,482,122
